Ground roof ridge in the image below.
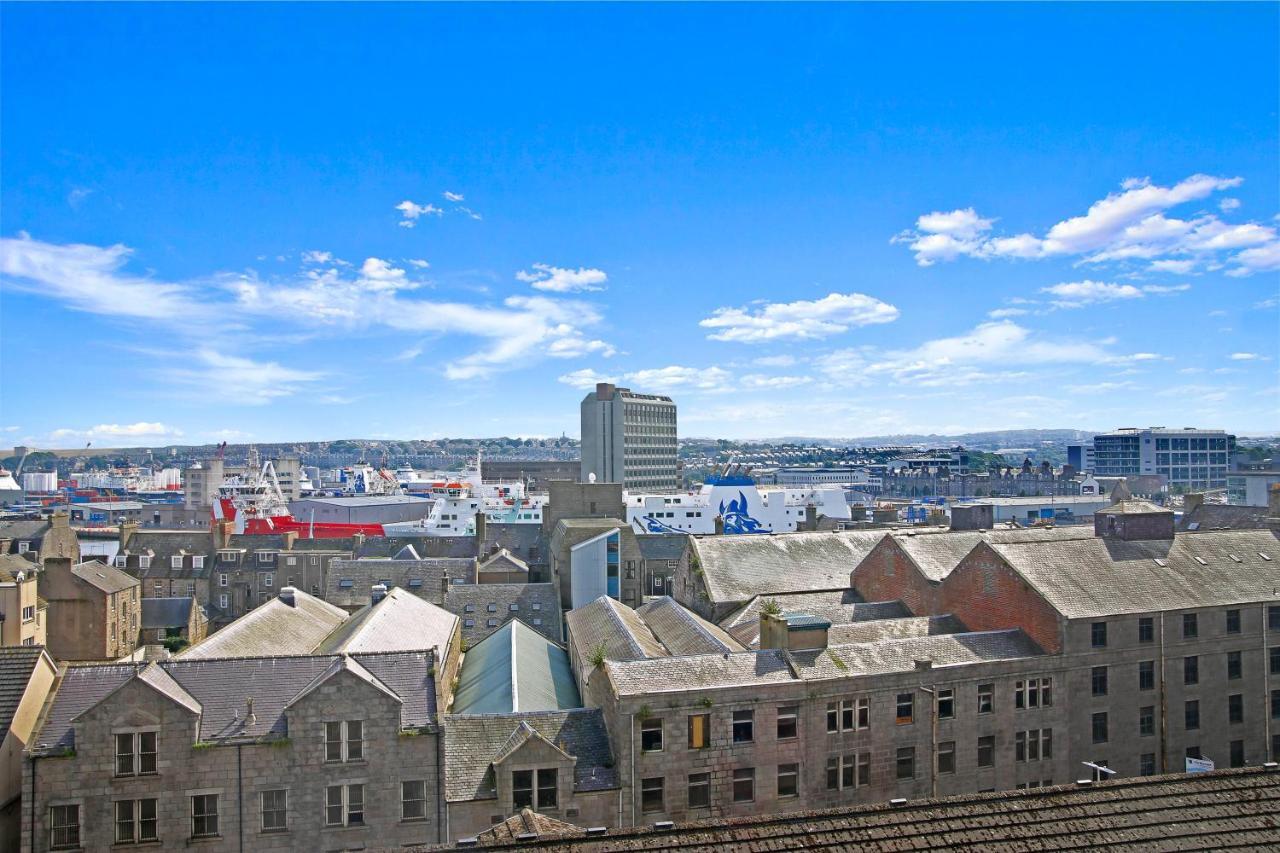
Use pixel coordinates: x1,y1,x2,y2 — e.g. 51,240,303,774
602,598,653,659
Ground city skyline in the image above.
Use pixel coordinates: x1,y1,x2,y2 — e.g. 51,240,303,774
2,4,1278,448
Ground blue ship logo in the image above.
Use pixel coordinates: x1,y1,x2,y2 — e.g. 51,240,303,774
719,490,766,534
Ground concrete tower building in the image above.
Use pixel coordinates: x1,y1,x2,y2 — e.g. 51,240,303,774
579,383,678,491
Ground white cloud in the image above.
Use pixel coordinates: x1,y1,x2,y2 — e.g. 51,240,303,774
301,250,333,265
406,258,430,269
895,174,1279,275
819,321,1118,388
164,349,325,405
1038,280,1190,308
701,292,899,343
557,368,617,390
752,354,798,367
1230,352,1263,361
987,307,1028,318
1065,381,1137,394
546,337,618,359
516,263,607,293
740,374,813,389
1149,259,1197,274
625,365,730,391
395,200,444,227
50,422,184,442
443,191,465,202
1220,198,1241,212
393,346,423,362
0,233,202,321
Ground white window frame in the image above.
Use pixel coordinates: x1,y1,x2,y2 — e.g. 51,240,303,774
137,555,151,569
114,730,158,777
260,789,287,832
16,541,29,555
401,780,427,821
22,605,35,622
257,552,274,564
192,555,205,569
190,793,219,838
263,574,273,588
114,797,159,845
49,803,80,850
324,720,364,763
219,573,229,587
325,783,365,827
171,555,183,569
114,556,128,568
218,594,229,609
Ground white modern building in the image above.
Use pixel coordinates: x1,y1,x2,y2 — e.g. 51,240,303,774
1085,427,1234,490
1226,470,1280,506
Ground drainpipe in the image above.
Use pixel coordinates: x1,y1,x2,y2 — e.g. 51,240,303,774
1158,612,1167,773
1263,603,1272,766
918,684,937,798
628,711,635,827
237,744,244,853
28,754,36,853
436,728,445,843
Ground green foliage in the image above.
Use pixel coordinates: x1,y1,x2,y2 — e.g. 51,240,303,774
588,641,608,669
698,696,714,709
162,636,189,654
759,599,782,617
192,741,217,750
637,704,653,721
826,649,849,672
268,737,291,749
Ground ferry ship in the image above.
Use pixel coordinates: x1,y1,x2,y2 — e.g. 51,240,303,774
383,454,544,535
624,474,852,535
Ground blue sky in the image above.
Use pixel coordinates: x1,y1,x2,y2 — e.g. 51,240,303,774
2,3,1277,448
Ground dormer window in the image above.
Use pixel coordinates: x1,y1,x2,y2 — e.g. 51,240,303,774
172,556,183,569
137,556,151,569
115,730,158,776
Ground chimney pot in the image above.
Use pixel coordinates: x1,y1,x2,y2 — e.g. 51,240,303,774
279,586,296,607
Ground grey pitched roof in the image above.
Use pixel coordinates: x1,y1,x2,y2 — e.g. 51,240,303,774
0,520,49,541
691,530,920,606
478,549,530,575
0,553,36,582
636,534,688,562
123,531,214,562
442,709,617,802
180,589,348,659
393,544,421,560
722,590,910,647
359,535,478,559
141,597,194,629
827,614,967,645
0,646,47,740
422,766,1280,851
70,559,138,594
35,650,437,754
326,557,475,607
1098,499,1171,515
634,596,744,656
481,523,543,564
453,620,580,715
315,587,459,658
987,529,1280,618
477,808,582,843
891,526,1097,582
565,597,667,679
444,583,560,645
1180,503,1275,531
788,630,1043,680
604,629,1042,696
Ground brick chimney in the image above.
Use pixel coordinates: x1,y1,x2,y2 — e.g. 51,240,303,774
804,504,818,531
211,519,235,550
117,519,138,550
281,530,298,550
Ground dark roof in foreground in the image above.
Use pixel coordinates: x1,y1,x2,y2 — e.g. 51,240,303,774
413,766,1280,851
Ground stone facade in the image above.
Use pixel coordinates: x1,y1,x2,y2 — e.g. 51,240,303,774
39,558,141,661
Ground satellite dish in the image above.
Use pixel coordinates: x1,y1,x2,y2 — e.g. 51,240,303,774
588,472,597,483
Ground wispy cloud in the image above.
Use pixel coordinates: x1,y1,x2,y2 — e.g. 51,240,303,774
395,200,444,227
163,349,325,404
1039,280,1189,308
701,292,899,343
50,422,184,442
557,364,731,392
443,191,464,203
894,174,1279,276
516,263,607,293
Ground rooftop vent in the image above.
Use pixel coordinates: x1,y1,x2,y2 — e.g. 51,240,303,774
653,821,675,831
456,838,479,848
889,798,908,807
586,827,608,836
371,583,388,604
515,832,538,842
279,586,297,607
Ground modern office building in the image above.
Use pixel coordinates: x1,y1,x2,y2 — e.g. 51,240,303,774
1226,470,1280,506
579,383,679,491
1065,443,1095,473
1087,428,1234,490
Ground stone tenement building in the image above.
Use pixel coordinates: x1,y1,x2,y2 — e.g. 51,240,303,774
24,651,442,853
576,507,1280,828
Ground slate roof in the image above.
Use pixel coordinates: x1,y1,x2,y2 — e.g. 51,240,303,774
444,583,561,645
326,557,476,607
0,520,49,542
1098,499,1171,515
141,597,195,630
634,596,744,656
987,529,1280,618
442,709,617,802
565,597,667,680
452,620,580,715
1180,503,1275,531
890,526,1098,582
478,549,530,575
415,767,1280,851
691,530,931,606
604,628,1042,697
180,589,348,658
635,534,688,562
827,614,967,645
0,646,46,740
361,535,479,559
721,590,910,647
70,560,138,594
122,531,214,563
481,523,543,565
477,809,581,844
0,553,36,582
316,586,459,658
34,649,436,754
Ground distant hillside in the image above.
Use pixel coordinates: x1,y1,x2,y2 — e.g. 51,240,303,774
748,429,1096,450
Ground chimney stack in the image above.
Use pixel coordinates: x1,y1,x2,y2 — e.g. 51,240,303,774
759,611,830,652
117,519,138,550
804,504,818,531
1269,484,1280,520
713,515,725,536
279,586,296,607
1184,493,1204,515
371,583,388,604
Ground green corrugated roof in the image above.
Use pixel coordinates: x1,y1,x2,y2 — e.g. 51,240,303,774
452,620,580,715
